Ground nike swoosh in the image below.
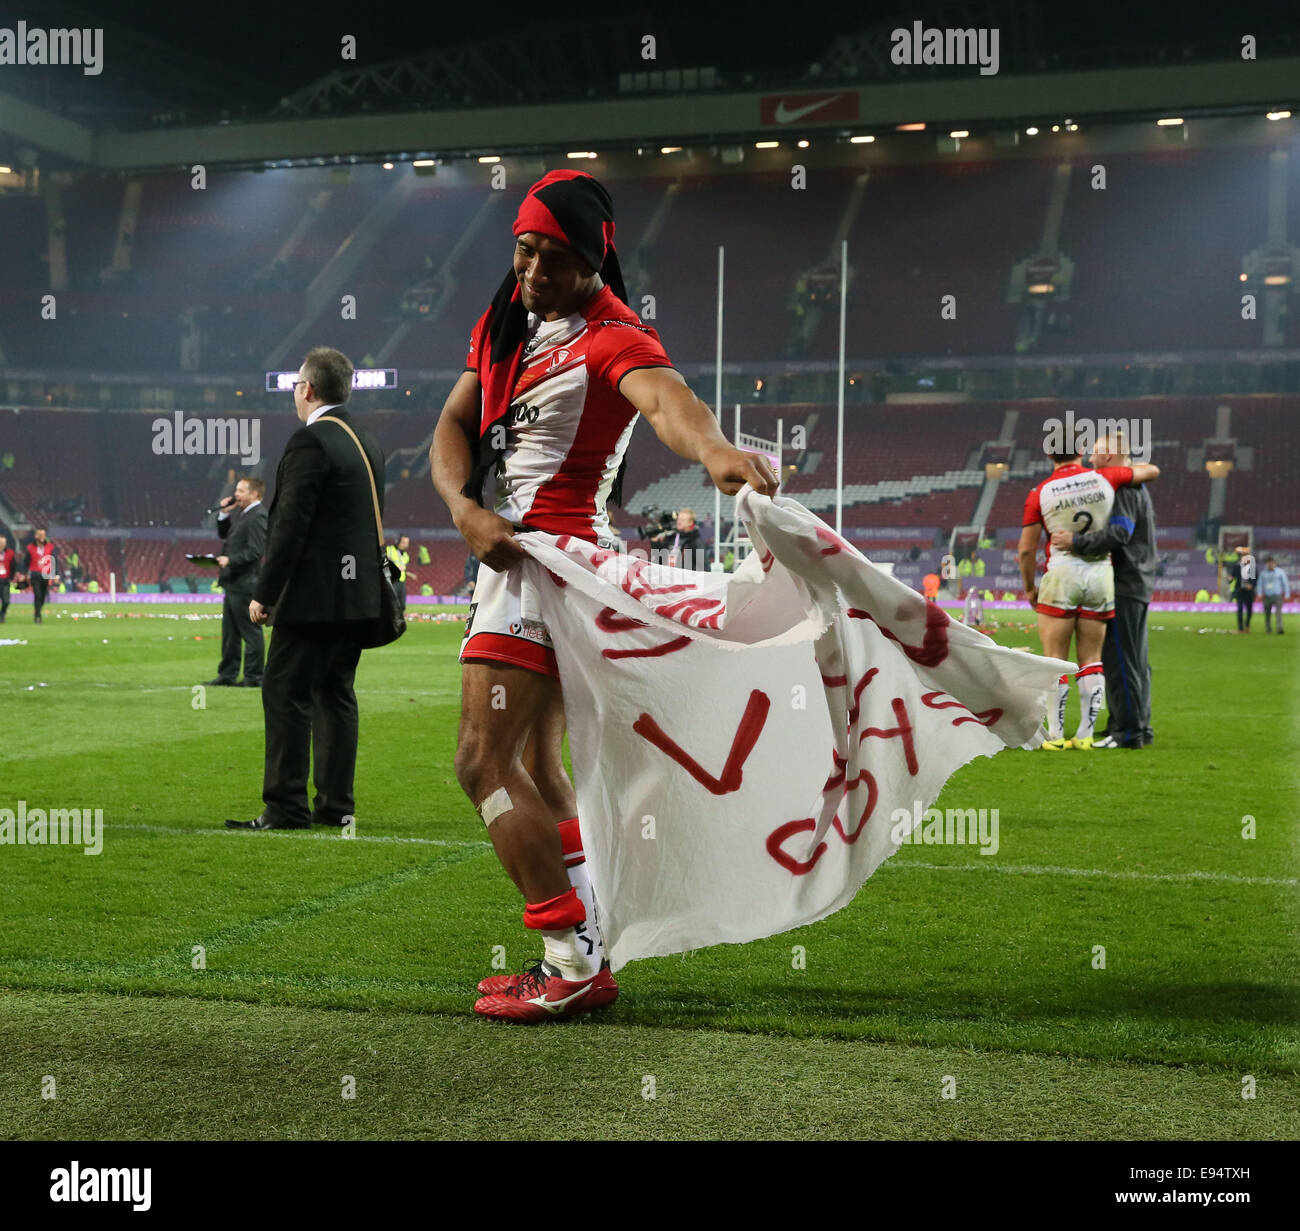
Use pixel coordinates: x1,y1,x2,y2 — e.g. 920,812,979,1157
527,983,594,1014
773,98,835,124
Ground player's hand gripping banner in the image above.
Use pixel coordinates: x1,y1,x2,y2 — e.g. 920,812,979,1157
517,490,1073,971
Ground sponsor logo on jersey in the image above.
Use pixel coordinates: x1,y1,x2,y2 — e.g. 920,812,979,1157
508,618,551,645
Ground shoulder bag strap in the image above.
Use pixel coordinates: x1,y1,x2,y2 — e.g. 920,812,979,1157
317,415,384,551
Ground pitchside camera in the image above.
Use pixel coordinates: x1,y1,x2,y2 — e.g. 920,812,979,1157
640,507,676,539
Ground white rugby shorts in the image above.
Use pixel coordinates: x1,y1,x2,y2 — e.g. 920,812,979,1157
1035,557,1115,621
460,560,559,677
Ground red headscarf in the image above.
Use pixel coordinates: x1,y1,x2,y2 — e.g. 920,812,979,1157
463,171,628,506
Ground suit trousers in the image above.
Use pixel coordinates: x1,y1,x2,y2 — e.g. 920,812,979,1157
31,575,49,618
1236,588,1255,630
218,589,264,683
262,622,364,825
1100,594,1152,746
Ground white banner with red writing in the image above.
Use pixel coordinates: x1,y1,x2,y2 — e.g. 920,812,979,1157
517,489,1073,971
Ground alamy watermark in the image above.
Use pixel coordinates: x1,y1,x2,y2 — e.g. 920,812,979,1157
891,22,999,76
0,23,103,75
50,1162,150,1211
0,801,103,854
1042,412,1152,462
890,801,999,855
152,412,261,466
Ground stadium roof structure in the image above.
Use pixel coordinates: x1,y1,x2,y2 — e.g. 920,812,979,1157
0,1,1298,172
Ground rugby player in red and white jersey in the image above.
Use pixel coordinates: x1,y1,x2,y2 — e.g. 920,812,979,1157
25,527,57,624
1018,441,1159,749
0,533,14,623
431,170,779,1022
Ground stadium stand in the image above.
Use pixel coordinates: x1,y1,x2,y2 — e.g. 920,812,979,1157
5,141,1294,373
1055,147,1267,353
5,394,1295,596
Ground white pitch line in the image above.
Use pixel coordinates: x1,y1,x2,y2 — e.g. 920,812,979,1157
105,825,1292,887
886,859,1298,888
107,821,489,849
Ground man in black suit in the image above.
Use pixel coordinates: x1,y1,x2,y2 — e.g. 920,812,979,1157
208,476,267,687
1231,547,1257,633
226,347,386,831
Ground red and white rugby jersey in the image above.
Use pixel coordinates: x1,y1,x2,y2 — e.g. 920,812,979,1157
26,541,56,578
465,284,673,540
1023,462,1133,565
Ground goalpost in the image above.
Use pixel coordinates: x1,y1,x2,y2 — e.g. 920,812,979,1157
717,406,782,566
709,240,846,568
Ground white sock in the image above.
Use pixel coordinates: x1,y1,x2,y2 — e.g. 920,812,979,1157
1075,668,1105,740
559,816,605,968
1049,675,1069,739
567,858,605,964
542,928,600,981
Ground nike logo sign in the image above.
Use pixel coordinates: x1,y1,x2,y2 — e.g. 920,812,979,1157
773,98,835,124
527,984,594,1014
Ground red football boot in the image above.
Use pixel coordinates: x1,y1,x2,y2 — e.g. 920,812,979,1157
473,959,618,1023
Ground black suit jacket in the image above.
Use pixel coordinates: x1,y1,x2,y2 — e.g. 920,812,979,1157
253,408,387,625
216,502,267,596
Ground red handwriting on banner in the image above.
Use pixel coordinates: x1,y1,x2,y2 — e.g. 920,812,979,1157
767,681,914,875
653,594,725,628
814,525,853,557
564,536,696,601
633,689,770,795
594,605,692,660
846,667,880,726
595,607,646,633
860,696,919,774
604,637,692,660
766,819,827,875
818,667,879,728
767,763,881,873
831,769,879,843
847,602,951,668
617,554,696,601
921,691,1002,727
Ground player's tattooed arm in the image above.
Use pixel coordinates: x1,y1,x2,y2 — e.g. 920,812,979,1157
431,370,525,571
1017,523,1042,605
620,367,779,497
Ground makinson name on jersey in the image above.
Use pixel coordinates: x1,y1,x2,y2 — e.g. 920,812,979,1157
1023,462,1134,565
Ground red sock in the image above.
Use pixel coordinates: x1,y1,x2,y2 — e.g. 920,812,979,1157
558,816,584,869
522,886,586,931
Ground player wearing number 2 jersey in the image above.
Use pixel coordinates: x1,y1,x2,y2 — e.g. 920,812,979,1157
1019,444,1159,749
430,170,780,1022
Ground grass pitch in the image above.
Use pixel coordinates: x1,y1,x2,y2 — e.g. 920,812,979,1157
0,601,1296,1139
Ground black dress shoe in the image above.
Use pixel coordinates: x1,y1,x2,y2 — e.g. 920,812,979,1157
207,678,237,686
224,814,311,830
240,679,262,688
312,813,356,827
